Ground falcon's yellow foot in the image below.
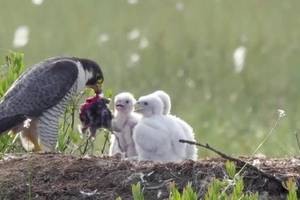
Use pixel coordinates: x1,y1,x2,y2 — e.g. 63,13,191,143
32,143,43,152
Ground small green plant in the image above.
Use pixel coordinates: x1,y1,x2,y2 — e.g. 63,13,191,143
181,182,198,200
169,182,198,200
231,178,245,200
285,178,298,200
169,182,197,200
0,52,26,154
205,177,258,200
225,160,236,179
0,51,25,97
132,182,144,200
204,179,226,200
169,182,182,200
205,161,258,200
104,88,113,99
129,176,259,200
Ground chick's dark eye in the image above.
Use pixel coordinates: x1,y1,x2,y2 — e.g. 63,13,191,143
144,102,148,106
125,100,129,104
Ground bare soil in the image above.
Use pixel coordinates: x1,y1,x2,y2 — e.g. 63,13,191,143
0,154,299,200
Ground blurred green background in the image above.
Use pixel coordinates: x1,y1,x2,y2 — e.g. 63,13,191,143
1,0,300,157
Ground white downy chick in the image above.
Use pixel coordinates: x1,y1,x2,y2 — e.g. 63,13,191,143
133,94,187,162
109,92,141,157
152,90,198,161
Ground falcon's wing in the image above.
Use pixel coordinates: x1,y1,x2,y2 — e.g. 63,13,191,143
1,58,78,117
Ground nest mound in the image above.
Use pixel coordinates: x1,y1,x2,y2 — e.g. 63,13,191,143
0,154,299,199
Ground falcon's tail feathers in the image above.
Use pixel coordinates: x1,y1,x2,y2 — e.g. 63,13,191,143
0,115,26,134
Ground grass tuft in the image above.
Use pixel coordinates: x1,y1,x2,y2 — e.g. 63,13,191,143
285,178,298,200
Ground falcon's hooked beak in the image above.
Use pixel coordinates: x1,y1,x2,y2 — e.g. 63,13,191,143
89,79,103,94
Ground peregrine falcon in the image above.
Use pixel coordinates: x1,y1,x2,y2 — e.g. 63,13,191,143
0,56,104,151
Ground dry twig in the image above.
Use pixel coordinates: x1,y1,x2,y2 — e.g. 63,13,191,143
295,132,300,152
101,129,111,154
179,139,288,192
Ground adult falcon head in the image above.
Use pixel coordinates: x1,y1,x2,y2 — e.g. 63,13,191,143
0,56,104,151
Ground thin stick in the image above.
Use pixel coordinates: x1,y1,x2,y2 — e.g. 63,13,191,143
179,139,286,190
82,137,90,155
70,102,76,130
179,140,232,161
295,131,300,152
101,129,111,154
234,115,283,180
250,116,281,157
61,123,71,152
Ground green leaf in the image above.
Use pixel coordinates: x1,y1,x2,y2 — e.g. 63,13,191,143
169,182,181,200
132,182,144,200
204,179,226,200
286,178,298,200
182,182,197,200
225,160,236,179
104,88,113,98
231,177,244,200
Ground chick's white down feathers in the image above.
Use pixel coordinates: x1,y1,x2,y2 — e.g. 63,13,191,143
152,90,198,161
109,92,141,157
152,90,171,115
133,94,187,162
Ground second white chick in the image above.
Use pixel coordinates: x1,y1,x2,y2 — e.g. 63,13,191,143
133,94,187,162
152,90,198,161
109,92,141,158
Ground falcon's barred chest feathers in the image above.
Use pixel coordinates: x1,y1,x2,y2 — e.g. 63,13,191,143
0,57,104,151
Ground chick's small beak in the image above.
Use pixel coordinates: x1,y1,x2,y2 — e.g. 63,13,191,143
134,103,143,112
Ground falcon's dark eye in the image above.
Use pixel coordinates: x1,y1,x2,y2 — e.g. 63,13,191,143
125,100,129,104
97,74,103,82
144,102,148,106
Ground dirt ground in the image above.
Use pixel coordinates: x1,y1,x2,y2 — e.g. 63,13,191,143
0,154,299,200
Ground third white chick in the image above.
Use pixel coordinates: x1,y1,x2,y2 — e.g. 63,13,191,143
152,90,198,161
109,92,141,158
